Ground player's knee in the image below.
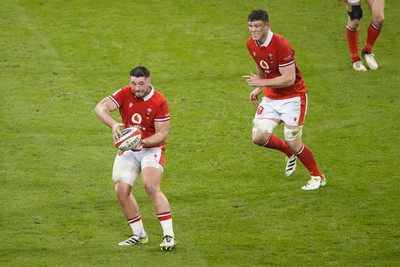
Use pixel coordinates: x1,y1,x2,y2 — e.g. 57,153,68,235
252,131,270,146
141,165,163,196
114,181,131,200
143,181,159,196
252,137,265,146
252,119,277,145
347,5,363,21
284,126,303,142
373,16,384,28
347,21,360,30
285,140,303,154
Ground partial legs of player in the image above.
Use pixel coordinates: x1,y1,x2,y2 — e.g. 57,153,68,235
362,0,385,70
114,181,149,245
252,118,297,177
284,125,326,190
345,0,384,70
252,118,325,190
345,1,367,71
113,154,176,249
141,166,177,250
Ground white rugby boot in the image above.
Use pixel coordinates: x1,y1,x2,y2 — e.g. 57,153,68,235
301,175,326,191
362,50,378,70
285,155,297,176
160,235,176,251
118,234,148,246
351,60,367,71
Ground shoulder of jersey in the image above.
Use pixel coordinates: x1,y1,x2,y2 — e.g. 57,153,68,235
153,90,167,101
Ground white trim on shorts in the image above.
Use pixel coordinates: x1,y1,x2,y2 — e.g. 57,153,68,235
345,0,361,4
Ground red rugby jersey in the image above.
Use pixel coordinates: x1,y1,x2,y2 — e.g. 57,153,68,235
109,85,170,148
246,31,307,99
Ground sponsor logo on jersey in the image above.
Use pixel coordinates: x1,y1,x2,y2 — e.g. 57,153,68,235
260,60,271,73
131,113,142,125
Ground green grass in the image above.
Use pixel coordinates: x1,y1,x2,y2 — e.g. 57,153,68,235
1,0,399,266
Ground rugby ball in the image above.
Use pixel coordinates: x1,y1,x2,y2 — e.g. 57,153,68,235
114,127,142,151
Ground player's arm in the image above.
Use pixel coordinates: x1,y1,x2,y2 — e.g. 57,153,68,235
137,120,170,149
255,64,264,79
243,63,296,89
248,65,264,105
94,97,123,141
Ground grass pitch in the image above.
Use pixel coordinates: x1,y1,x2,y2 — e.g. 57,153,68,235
1,0,399,266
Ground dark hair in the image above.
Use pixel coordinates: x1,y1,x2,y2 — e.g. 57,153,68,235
248,9,269,23
130,66,150,77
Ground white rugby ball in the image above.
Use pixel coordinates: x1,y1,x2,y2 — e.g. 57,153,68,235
114,127,142,151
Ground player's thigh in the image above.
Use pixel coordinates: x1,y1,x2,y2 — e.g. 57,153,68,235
142,166,163,188
112,152,140,186
252,98,282,144
141,148,164,188
366,0,385,23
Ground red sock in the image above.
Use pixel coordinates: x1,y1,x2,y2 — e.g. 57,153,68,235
128,215,142,224
364,22,381,53
264,135,293,158
157,211,172,222
346,26,360,62
295,145,322,177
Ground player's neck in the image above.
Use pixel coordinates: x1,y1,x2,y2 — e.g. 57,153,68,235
256,30,272,47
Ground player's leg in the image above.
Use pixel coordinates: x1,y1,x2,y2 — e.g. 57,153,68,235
141,167,176,250
252,98,297,174
112,152,148,245
252,118,289,155
252,118,297,176
344,1,367,71
252,97,296,176
365,0,385,47
284,129,322,178
141,166,171,216
362,0,384,70
141,150,176,251
114,182,139,221
284,127,326,190
281,95,325,190
284,126,322,178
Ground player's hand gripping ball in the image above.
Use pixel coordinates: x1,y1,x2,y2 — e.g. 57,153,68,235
114,127,142,151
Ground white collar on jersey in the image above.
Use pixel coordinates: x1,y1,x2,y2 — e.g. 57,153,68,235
257,29,273,47
142,84,154,101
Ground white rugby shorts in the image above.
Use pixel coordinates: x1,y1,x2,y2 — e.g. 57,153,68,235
254,95,308,127
343,0,361,4
112,147,164,186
